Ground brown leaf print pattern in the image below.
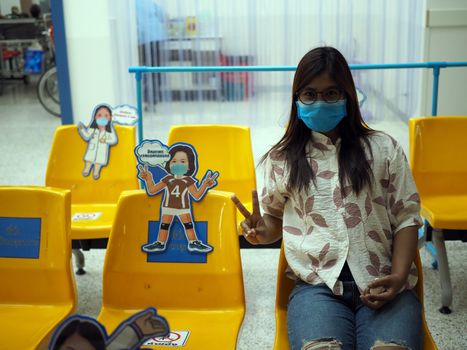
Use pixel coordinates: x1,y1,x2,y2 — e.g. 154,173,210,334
380,179,389,188
381,265,392,275
270,150,285,161
345,203,362,218
317,170,336,179
294,207,304,219
365,193,373,217
305,196,315,214
307,253,320,269
407,193,420,203
366,251,389,277
273,164,284,176
313,142,330,152
373,196,385,206
323,259,337,269
306,271,318,282
383,229,392,240
333,187,343,208
342,185,353,198
368,230,382,243
343,201,362,228
391,199,405,217
310,159,319,174
307,243,337,276
344,216,362,228
384,173,397,193
306,226,314,235
319,243,330,260
369,251,380,270
270,168,276,182
284,226,302,236
311,213,328,227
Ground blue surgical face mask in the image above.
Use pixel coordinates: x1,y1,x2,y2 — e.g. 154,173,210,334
170,163,188,176
296,99,347,133
96,118,109,126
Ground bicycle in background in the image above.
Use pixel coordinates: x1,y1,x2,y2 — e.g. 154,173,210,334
36,14,60,117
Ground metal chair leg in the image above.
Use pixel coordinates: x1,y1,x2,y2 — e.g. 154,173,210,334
72,249,86,275
432,228,452,314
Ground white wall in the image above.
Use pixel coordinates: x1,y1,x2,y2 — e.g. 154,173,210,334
421,0,467,116
63,0,138,124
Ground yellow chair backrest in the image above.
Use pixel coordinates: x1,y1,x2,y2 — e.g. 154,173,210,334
101,189,245,311
409,116,467,196
273,245,438,349
167,125,256,206
0,186,77,306
46,125,139,204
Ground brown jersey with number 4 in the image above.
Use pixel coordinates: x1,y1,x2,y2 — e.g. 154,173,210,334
161,175,196,209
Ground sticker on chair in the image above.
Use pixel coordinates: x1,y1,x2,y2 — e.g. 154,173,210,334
72,212,103,222
0,217,41,259
48,307,169,350
77,104,118,180
143,330,190,347
77,104,137,180
135,140,219,262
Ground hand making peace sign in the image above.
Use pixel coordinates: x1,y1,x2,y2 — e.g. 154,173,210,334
231,190,269,245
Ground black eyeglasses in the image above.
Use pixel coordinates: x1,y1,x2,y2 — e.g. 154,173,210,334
297,87,343,105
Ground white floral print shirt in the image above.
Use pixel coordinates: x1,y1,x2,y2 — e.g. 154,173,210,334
261,131,422,295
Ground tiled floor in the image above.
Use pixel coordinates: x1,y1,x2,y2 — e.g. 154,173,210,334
1,80,465,349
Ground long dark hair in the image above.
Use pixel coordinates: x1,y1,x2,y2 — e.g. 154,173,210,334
265,47,374,195
89,104,112,132
165,144,197,176
50,317,106,350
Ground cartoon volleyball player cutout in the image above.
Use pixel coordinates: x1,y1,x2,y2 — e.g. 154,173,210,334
77,104,118,180
137,142,219,254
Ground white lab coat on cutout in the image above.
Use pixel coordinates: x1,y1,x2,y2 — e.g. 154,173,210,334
78,124,118,165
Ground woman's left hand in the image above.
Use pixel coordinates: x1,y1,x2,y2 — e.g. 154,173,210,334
202,171,219,189
360,273,406,309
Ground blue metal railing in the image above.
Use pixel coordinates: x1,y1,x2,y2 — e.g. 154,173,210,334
129,61,467,262
129,61,467,142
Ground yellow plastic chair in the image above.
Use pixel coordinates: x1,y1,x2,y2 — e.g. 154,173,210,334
97,189,245,349
409,116,467,313
0,186,77,350
46,125,139,272
273,245,438,350
167,125,256,233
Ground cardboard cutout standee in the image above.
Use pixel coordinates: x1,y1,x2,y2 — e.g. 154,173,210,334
135,140,219,258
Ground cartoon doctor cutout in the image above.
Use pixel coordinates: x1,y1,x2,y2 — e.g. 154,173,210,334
138,144,219,253
77,104,118,180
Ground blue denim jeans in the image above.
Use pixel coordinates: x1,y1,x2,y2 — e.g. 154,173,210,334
287,264,422,350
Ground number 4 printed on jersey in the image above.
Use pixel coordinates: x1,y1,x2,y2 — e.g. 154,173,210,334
135,140,219,255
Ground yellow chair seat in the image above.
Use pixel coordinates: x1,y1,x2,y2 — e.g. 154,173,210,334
71,204,117,239
167,125,257,236
98,190,245,349
420,195,467,229
0,187,77,349
99,307,243,349
46,125,139,241
0,304,75,350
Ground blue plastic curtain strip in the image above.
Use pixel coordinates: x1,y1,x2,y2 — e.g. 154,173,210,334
129,61,467,142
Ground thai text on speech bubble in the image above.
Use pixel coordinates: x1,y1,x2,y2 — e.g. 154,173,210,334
135,140,170,167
